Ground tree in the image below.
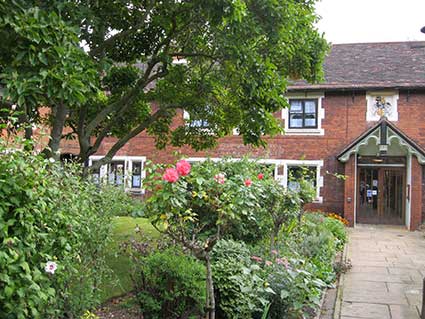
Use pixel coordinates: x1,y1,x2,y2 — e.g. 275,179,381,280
143,158,267,319
0,0,328,170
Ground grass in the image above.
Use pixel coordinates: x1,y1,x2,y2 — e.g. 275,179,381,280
100,216,159,301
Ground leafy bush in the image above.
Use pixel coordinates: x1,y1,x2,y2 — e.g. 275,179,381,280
132,248,206,319
266,257,326,319
212,240,271,319
100,185,143,216
322,216,348,250
0,139,122,318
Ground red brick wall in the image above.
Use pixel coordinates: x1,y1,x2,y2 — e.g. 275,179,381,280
60,90,425,224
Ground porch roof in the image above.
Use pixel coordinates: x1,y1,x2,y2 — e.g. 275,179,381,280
337,118,425,163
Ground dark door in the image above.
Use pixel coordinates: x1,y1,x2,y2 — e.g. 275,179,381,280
357,167,405,225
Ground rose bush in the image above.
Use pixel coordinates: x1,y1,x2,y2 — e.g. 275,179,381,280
142,157,272,318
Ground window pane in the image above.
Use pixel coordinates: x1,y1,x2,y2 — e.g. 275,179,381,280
109,161,125,186
288,166,317,187
289,113,303,127
304,101,316,113
304,113,317,127
91,160,101,184
190,119,209,128
132,162,142,188
289,100,302,112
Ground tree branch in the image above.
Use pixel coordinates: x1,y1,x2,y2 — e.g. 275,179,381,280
86,107,173,174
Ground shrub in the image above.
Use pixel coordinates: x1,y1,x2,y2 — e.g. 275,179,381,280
212,240,271,319
327,213,349,226
0,139,119,318
132,248,206,319
100,185,144,216
266,257,326,319
322,216,348,250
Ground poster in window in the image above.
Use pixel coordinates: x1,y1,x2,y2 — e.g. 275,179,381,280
132,176,141,188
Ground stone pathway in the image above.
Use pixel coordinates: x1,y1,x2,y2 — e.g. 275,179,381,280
338,225,425,319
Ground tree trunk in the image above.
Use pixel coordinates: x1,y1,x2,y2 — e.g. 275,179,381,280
205,254,215,319
43,103,68,159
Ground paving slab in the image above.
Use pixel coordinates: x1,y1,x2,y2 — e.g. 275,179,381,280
336,225,425,319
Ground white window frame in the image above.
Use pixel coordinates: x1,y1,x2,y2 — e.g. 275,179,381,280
366,90,399,122
186,157,323,203
282,92,325,136
88,155,147,194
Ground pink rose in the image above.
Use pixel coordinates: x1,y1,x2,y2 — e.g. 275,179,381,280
271,250,278,255
176,160,191,176
258,173,264,180
276,258,289,268
244,178,252,187
163,168,179,183
265,260,272,266
214,173,226,184
251,256,263,263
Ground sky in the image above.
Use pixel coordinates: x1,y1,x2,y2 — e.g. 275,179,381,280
315,0,425,44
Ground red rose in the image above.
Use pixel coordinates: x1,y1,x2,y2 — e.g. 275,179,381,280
257,173,264,180
176,159,191,176
244,178,252,187
163,168,179,183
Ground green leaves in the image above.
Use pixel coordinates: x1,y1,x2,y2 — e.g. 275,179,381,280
0,136,117,318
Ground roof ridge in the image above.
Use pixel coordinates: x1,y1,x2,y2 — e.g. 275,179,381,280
331,40,425,46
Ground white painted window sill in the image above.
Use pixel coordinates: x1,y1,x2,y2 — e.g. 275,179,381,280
283,128,324,136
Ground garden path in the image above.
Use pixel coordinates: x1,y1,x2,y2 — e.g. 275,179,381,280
337,225,425,319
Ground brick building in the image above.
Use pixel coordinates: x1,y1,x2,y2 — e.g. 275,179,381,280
63,41,425,230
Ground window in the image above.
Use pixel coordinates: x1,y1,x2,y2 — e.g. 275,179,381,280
108,161,125,186
287,166,317,191
288,99,318,129
183,110,210,129
91,160,101,185
131,161,143,188
88,156,146,193
282,93,324,135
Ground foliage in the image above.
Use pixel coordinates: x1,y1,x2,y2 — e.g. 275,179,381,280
101,217,158,301
211,240,272,319
327,212,350,226
143,157,271,318
261,178,301,252
99,185,144,216
80,311,99,319
262,212,347,318
143,158,270,249
0,137,118,319
130,247,206,319
266,256,326,319
0,0,328,167
322,215,348,250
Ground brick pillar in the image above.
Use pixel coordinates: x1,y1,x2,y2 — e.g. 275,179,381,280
343,154,356,227
410,156,423,230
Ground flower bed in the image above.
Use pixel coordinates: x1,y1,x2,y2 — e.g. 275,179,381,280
126,158,348,319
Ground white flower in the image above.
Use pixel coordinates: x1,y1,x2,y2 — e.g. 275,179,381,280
45,261,57,274
49,158,55,163
11,104,17,111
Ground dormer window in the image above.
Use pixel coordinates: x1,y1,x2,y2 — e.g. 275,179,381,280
288,99,318,129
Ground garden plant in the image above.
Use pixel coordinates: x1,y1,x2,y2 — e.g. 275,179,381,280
139,157,348,319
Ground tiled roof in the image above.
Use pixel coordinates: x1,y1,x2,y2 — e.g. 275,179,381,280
288,41,425,91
